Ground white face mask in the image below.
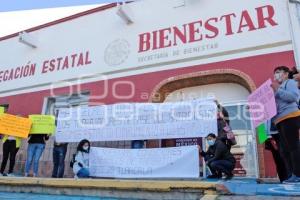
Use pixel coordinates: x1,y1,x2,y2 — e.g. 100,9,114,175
274,72,284,83
83,146,89,151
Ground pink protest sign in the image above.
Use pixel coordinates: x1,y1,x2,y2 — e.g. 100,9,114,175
248,79,277,128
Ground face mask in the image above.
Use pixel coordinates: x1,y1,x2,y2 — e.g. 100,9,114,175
274,72,283,83
83,146,89,151
207,140,215,146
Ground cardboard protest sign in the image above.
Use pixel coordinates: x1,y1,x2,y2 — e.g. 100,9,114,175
0,107,4,115
29,115,56,134
0,114,32,138
248,79,277,128
256,123,268,144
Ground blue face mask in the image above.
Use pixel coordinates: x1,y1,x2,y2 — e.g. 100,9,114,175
207,140,215,146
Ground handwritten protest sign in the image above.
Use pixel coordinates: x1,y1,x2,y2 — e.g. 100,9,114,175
256,123,268,144
0,107,4,115
248,79,277,128
0,114,32,138
89,146,199,178
29,115,56,134
55,99,218,142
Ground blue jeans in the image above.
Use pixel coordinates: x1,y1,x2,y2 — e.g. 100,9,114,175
131,140,144,149
25,143,45,175
52,144,68,178
77,168,90,178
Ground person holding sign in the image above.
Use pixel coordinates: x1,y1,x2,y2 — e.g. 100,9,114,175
0,135,22,176
73,139,90,178
24,134,49,177
200,133,236,180
271,66,300,183
52,140,68,178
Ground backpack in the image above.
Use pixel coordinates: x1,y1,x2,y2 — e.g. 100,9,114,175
70,153,76,168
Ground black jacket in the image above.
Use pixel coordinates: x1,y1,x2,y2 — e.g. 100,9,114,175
200,140,236,165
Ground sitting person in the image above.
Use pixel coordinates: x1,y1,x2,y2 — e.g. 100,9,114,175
73,139,90,178
200,133,236,180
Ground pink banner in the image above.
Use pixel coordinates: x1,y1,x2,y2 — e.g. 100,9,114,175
248,79,277,128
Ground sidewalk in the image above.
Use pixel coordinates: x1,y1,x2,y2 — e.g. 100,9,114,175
0,177,299,199
217,178,300,196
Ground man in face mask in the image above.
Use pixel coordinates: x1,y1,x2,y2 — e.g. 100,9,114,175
199,133,236,180
271,66,300,183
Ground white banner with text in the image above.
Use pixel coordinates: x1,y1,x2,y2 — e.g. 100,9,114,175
89,146,200,178
55,99,217,142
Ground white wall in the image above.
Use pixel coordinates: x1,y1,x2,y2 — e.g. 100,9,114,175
288,2,300,68
0,0,293,97
0,4,105,38
164,83,250,104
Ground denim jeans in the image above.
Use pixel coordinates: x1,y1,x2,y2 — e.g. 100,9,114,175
131,140,144,149
52,144,68,178
77,168,90,178
25,143,45,175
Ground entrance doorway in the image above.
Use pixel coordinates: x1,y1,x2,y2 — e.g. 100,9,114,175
161,83,259,178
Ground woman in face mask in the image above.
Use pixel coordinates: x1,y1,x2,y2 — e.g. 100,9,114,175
271,66,300,183
199,133,236,180
73,139,90,178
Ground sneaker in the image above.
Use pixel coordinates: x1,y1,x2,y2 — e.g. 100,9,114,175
283,175,300,184
207,174,222,179
24,173,29,177
74,175,78,179
224,173,234,180
7,173,16,177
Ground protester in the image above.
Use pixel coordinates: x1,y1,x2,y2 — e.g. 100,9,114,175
200,133,236,180
265,119,291,182
271,66,300,183
24,134,49,177
73,139,90,178
0,135,22,176
215,100,230,124
216,100,236,149
51,140,68,178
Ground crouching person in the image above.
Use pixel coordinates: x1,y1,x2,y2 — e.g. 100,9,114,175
200,133,236,180
73,139,90,178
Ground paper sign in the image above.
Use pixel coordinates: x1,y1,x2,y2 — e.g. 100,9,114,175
0,114,32,138
29,115,56,134
248,79,277,128
55,99,218,143
256,123,268,144
0,107,4,115
89,146,200,178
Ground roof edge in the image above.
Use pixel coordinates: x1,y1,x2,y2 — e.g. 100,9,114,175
0,3,117,42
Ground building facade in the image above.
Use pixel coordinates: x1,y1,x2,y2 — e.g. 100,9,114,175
0,0,300,178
